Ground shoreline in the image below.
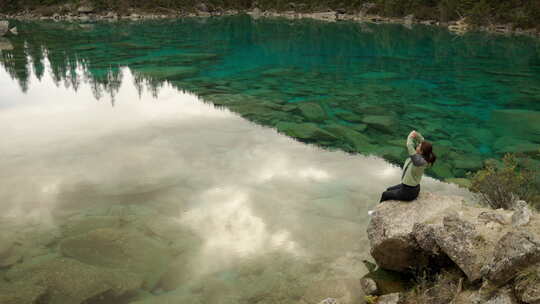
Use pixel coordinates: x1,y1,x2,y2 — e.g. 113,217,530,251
1,8,539,39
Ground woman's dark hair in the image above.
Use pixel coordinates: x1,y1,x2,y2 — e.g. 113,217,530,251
420,141,436,165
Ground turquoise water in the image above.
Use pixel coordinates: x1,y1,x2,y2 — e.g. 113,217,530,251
0,15,538,303
2,16,540,181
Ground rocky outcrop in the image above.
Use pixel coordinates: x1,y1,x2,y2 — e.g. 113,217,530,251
368,192,540,302
367,192,464,272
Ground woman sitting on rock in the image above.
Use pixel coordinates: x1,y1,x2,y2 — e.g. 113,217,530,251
379,130,436,203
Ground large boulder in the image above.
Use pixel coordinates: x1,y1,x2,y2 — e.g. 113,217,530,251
367,192,464,272
431,214,491,282
482,231,540,286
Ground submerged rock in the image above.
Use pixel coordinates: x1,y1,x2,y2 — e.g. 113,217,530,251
6,257,142,304
0,239,23,268
277,122,338,142
60,227,175,289
491,109,540,142
323,123,375,152
361,115,397,133
335,111,364,123
296,102,327,122
493,136,539,155
0,281,48,304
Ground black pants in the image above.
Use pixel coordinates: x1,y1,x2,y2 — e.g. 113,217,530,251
380,183,420,203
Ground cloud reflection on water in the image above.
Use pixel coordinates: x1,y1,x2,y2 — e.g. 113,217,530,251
0,65,471,302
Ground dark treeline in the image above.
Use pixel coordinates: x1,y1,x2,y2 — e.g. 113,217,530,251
1,0,540,30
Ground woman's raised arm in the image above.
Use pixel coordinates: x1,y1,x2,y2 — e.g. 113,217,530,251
406,130,425,155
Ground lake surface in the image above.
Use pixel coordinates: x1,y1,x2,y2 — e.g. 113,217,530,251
0,15,538,304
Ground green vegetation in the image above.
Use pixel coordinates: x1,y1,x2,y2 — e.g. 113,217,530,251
2,0,540,30
469,153,540,210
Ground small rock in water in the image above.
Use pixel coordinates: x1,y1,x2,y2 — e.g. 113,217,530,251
10,26,17,35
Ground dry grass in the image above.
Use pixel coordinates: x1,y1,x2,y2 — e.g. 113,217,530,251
514,264,540,301
403,268,464,304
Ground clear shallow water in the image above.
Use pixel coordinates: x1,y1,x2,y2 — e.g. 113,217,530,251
0,15,538,303
0,62,469,303
1,16,540,182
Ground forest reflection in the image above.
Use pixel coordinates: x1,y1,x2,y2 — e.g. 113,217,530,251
2,16,539,104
